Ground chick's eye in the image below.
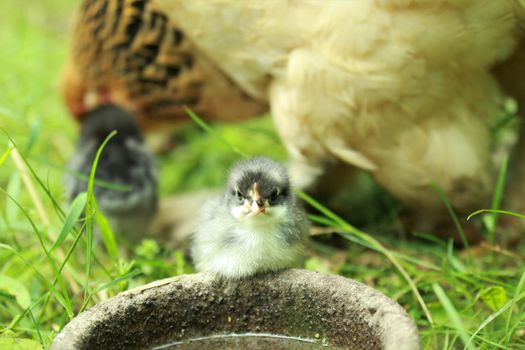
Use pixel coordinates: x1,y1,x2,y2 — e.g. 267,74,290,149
234,190,243,202
269,189,280,202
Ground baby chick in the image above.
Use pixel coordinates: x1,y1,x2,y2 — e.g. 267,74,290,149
191,157,309,279
65,104,158,242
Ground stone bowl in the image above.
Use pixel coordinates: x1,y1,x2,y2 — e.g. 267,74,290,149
51,269,420,350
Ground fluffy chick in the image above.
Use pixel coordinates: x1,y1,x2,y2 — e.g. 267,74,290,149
66,104,158,242
191,157,309,279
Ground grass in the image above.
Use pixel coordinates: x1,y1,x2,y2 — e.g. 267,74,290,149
1,1,525,349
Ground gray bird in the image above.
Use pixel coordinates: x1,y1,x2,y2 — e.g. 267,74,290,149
65,104,158,243
191,157,309,278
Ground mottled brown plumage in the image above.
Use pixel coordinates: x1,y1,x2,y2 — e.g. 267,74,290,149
61,0,266,130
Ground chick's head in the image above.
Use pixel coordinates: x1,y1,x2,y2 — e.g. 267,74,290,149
225,157,292,221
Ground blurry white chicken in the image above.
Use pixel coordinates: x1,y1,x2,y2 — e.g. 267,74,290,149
64,0,525,238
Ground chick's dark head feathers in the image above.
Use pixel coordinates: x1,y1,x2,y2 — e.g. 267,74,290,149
78,104,143,145
225,157,292,214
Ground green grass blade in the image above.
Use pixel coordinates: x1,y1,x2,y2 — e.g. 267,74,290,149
79,269,141,312
50,192,87,253
468,209,525,221
504,270,525,345
468,336,512,349
338,231,440,271
84,130,117,299
8,292,50,331
447,240,467,273
486,156,508,248
24,117,42,154
94,269,141,294
84,222,94,297
0,146,12,167
38,220,88,324
184,107,248,157
433,283,475,350
298,190,352,230
308,214,338,227
93,198,118,259
27,309,44,345
56,222,88,280
58,165,132,191
173,251,186,276
6,173,22,225
491,113,517,135
3,132,65,220
465,297,517,349
431,183,472,266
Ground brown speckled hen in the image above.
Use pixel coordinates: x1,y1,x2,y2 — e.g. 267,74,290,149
61,0,267,130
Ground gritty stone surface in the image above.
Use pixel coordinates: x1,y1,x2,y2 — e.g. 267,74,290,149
50,269,420,350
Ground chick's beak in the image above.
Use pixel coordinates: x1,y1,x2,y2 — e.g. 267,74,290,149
250,182,268,215
251,199,267,214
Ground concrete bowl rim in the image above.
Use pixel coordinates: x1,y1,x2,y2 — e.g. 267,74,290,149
51,269,421,350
